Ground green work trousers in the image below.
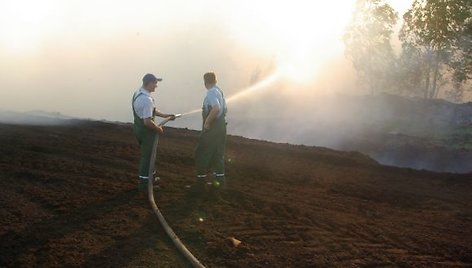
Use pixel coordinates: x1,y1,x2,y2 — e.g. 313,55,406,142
195,118,226,177
134,125,156,179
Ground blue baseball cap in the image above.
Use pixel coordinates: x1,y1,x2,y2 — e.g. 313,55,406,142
142,73,162,84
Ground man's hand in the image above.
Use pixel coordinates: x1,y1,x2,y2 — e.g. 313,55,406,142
156,110,176,121
204,106,219,130
144,118,164,134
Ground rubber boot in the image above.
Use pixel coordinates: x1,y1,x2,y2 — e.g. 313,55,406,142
209,176,227,202
188,178,206,198
138,177,160,192
138,178,147,192
213,176,226,190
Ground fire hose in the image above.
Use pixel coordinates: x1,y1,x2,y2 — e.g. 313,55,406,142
146,114,207,268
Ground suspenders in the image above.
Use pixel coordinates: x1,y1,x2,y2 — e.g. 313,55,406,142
215,86,227,117
132,92,143,117
132,91,156,119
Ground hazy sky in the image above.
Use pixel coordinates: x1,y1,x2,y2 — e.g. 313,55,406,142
0,0,413,125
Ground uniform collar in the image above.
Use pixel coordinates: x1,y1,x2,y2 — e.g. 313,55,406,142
139,87,152,96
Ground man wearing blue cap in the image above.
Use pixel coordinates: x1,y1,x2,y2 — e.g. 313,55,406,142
132,73,175,191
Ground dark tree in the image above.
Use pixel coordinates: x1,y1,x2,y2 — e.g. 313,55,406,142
400,0,471,100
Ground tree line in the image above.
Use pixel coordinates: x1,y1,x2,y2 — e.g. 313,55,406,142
344,0,471,102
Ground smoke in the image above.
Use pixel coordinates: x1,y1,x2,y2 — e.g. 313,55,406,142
0,109,75,125
0,20,279,123
221,92,472,173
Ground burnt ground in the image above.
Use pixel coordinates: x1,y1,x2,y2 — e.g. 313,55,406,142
0,120,471,267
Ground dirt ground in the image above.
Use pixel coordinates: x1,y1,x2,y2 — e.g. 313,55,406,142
0,121,471,267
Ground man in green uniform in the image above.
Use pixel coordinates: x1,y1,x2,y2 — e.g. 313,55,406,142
194,72,227,195
132,73,175,191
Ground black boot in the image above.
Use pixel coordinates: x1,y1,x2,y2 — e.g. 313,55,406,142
213,176,226,190
188,178,206,198
208,176,228,202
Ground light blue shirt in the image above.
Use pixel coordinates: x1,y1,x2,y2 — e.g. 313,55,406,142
203,86,226,119
132,88,155,119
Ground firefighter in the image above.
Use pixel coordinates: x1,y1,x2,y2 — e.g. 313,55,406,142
132,73,175,191
194,72,227,195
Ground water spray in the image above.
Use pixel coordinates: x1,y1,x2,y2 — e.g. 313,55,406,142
179,70,282,118
180,109,201,117
225,70,281,104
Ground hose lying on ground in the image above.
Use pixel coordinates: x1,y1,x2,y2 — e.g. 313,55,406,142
147,116,206,268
